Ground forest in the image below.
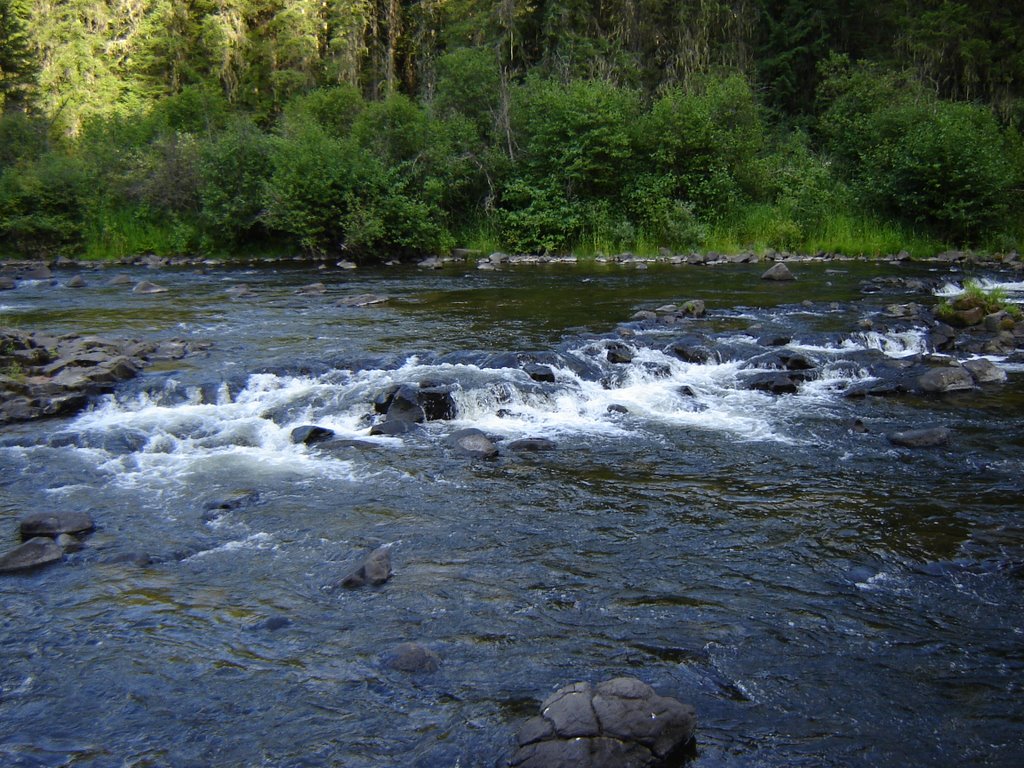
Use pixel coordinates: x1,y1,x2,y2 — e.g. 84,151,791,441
1,0,1023,261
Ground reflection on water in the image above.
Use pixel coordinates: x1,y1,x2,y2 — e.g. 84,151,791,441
1,260,1023,767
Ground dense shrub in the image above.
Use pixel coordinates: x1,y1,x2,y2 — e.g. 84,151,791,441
0,151,87,256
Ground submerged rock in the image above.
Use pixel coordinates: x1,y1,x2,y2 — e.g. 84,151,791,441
338,544,393,588
510,677,697,768
448,428,499,459
0,537,64,573
888,426,951,448
132,280,168,294
382,642,441,673
508,437,556,452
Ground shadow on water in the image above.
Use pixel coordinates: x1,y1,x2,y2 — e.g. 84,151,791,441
2,259,1023,766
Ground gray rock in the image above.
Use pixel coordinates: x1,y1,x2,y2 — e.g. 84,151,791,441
511,677,697,768
679,299,705,317
339,544,392,588
508,438,556,452
20,511,95,539
448,428,499,459
889,427,951,448
964,358,1007,384
0,537,64,573
108,274,133,286
133,280,168,294
382,642,441,673
66,275,87,288
339,293,388,307
0,276,14,290
296,282,327,295
761,263,795,281
917,366,975,393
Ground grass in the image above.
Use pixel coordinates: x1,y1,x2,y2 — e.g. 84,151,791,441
80,208,200,261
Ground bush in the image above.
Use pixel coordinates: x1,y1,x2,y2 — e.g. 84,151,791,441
433,47,502,140
0,150,87,257
279,85,365,136
199,117,273,246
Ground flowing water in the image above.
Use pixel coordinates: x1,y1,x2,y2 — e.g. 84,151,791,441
1,260,1022,767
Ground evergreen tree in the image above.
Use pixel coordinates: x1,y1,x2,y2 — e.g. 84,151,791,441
0,0,36,111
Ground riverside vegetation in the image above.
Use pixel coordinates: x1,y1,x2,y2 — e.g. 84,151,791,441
0,1,1022,262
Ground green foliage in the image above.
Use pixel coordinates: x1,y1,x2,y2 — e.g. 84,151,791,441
0,111,48,169
433,47,501,139
818,56,1024,243
280,86,365,135
198,116,273,247
0,150,87,257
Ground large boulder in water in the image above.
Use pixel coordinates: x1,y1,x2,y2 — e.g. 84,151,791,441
761,263,795,281
0,537,64,573
447,428,499,459
381,642,441,673
917,365,974,393
510,677,697,768
19,511,95,540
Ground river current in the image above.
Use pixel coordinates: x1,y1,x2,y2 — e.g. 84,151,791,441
1,259,1022,767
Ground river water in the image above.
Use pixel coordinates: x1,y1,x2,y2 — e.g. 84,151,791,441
1,259,1022,767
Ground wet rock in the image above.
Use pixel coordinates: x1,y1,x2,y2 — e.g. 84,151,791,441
382,642,441,673
417,381,457,421
108,274,133,286
55,533,82,552
0,276,14,290
384,384,427,424
18,263,53,280
448,428,499,459
297,282,327,295
66,274,87,288
761,263,795,281
508,437,556,452
888,426,950,448
607,404,629,414
982,331,1018,355
0,537,64,573
369,420,421,436
132,280,168,294
202,490,260,514
19,511,95,540
291,425,335,445
678,299,705,317
917,365,974,393
510,677,697,768
339,293,388,307
606,342,635,364
665,336,715,364
339,544,393,588
524,363,556,383
964,358,1008,384
742,372,799,394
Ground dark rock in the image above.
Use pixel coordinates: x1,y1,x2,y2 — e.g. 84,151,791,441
18,264,52,280
508,437,556,452
382,642,441,673
0,276,14,290
55,533,82,551
108,274,133,286
369,420,422,436
917,366,974,393
949,306,985,327
291,425,335,445
964,358,1007,384
607,404,629,414
742,372,799,394
296,282,327,295
448,428,499,459
66,275,87,288
983,331,1018,355
339,544,393,588
418,381,457,420
678,299,705,317
888,427,951,448
759,334,791,347
524,363,557,383
761,263,795,281
202,490,260,513
385,384,427,424
606,342,635,364
778,351,815,371
665,336,715,364
0,537,64,573
20,511,95,539
510,677,697,768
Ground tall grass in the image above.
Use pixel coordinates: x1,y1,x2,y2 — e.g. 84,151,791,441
81,208,199,261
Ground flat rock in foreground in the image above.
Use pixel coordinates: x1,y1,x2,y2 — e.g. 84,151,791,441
510,677,696,768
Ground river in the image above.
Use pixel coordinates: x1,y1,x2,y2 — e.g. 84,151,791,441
1,258,1022,767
